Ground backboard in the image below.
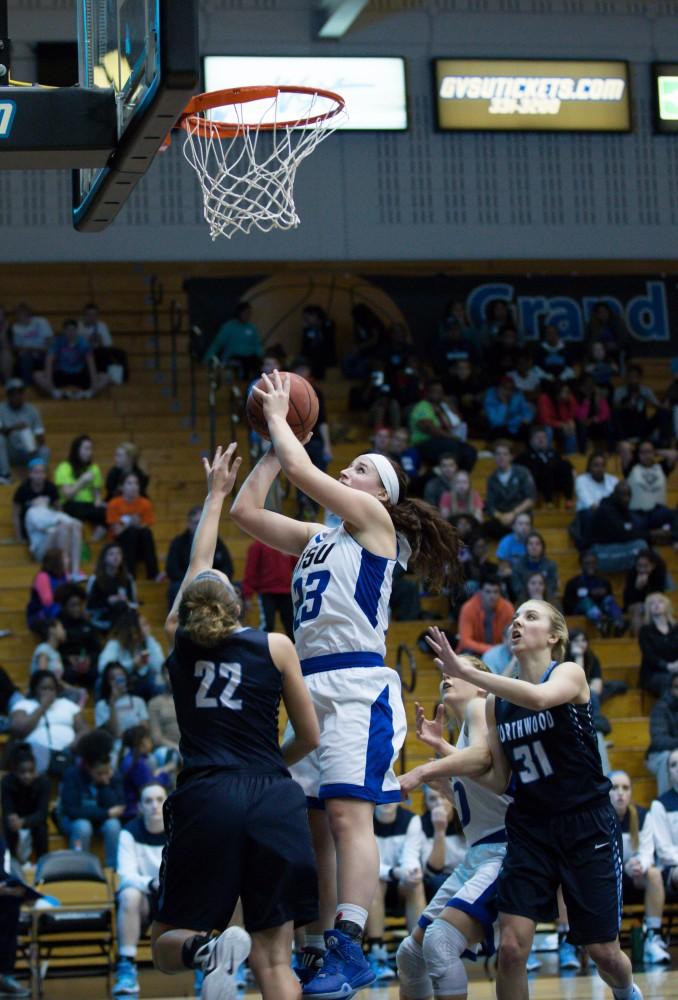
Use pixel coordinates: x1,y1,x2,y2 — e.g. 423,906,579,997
73,0,199,231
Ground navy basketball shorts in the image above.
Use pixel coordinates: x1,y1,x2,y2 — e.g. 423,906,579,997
156,769,319,934
496,800,622,946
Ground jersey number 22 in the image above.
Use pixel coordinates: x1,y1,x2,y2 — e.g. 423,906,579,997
194,661,242,711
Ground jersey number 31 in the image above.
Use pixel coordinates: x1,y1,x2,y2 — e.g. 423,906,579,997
194,661,242,711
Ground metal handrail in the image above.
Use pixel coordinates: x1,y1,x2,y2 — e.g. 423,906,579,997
396,643,416,776
168,299,181,403
148,275,164,370
396,643,417,694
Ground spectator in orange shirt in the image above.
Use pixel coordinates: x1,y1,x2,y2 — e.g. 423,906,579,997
241,538,298,638
456,577,514,655
106,474,162,581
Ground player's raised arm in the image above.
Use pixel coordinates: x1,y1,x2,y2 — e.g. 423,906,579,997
230,446,320,555
165,444,241,641
253,371,394,536
428,626,588,711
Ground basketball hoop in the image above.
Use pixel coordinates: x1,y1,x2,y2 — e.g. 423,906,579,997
174,86,346,240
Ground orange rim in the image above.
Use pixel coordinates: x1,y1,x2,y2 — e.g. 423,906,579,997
175,85,345,139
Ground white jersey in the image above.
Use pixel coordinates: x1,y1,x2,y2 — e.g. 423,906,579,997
451,723,511,848
292,523,396,669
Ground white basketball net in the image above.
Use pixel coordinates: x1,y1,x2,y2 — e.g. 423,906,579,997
181,90,346,240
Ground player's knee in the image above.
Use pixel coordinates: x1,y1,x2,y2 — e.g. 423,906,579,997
396,934,430,999
422,920,469,997
118,887,143,913
587,939,625,972
647,865,663,888
498,929,530,970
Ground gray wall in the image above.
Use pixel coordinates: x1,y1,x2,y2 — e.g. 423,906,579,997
4,0,678,261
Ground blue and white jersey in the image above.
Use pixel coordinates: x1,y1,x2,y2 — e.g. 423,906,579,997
292,523,396,671
451,722,511,848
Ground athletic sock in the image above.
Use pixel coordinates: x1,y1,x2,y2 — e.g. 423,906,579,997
304,934,326,952
334,903,368,941
367,937,383,953
645,916,661,931
181,934,212,970
612,986,634,1000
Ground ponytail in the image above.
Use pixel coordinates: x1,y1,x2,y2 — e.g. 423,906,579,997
385,460,461,592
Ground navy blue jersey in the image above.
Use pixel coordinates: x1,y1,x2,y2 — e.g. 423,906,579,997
495,662,610,816
167,626,287,775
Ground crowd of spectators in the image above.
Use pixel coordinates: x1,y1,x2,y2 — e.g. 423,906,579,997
0,294,675,992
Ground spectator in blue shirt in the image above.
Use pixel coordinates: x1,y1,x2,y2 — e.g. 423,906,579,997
35,319,107,400
56,729,125,867
496,511,533,566
203,302,263,379
483,378,534,440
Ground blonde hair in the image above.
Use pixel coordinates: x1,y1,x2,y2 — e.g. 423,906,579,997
461,654,490,674
519,599,569,662
118,441,139,464
643,591,675,626
178,573,240,646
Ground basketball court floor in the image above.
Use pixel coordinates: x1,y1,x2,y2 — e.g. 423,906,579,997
36,960,678,998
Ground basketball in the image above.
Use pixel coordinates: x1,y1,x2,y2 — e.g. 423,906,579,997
246,371,319,441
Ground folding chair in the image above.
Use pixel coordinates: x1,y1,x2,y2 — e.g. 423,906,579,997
30,850,115,996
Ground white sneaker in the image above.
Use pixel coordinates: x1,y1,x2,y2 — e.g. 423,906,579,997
197,928,252,1000
643,931,671,965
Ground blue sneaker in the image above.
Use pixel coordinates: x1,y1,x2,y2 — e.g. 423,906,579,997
302,929,376,999
558,940,581,971
367,947,395,981
112,959,139,995
631,986,644,1000
193,969,204,996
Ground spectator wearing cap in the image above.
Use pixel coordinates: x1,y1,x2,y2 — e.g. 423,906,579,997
10,303,53,385
35,319,108,400
483,377,534,441
13,457,84,576
0,379,49,483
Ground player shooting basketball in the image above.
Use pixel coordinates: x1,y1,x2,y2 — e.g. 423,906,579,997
231,369,460,999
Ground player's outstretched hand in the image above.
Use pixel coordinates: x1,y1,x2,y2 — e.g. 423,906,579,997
426,626,469,679
415,701,448,755
398,765,426,798
203,443,242,498
251,369,290,424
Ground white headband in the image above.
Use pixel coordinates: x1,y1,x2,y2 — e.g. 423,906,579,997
359,453,400,505
358,453,411,569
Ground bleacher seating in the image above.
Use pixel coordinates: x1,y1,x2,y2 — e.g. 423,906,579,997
0,264,675,878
